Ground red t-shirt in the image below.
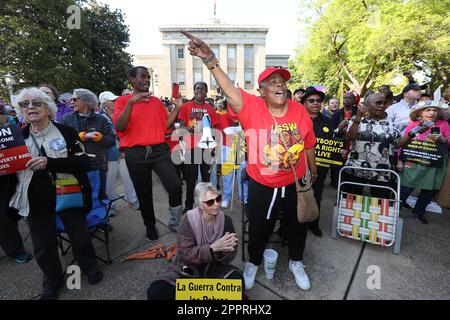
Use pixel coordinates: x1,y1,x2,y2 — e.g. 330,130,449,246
228,89,316,188
113,94,167,148
217,111,240,148
177,100,219,149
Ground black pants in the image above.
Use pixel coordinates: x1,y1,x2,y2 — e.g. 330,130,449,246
27,207,98,292
0,186,25,257
309,165,329,230
248,177,308,265
341,171,396,199
183,148,212,208
125,144,182,227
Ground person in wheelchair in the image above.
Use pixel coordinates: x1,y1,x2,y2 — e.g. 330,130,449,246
147,183,240,300
343,92,400,199
8,88,103,300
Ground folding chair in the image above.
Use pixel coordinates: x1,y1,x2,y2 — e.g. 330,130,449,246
56,170,123,265
331,167,404,254
241,168,287,261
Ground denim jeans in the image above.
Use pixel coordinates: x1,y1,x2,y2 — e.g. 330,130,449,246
221,146,248,203
400,186,435,217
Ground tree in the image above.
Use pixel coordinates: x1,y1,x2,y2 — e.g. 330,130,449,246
0,0,132,102
290,0,450,96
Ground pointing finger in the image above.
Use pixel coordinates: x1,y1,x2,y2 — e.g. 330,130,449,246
181,30,195,40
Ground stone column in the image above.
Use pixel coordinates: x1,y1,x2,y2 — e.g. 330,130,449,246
236,44,245,89
254,45,266,93
185,44,194,98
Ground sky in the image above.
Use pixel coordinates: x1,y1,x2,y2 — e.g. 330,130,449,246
101,0,304,58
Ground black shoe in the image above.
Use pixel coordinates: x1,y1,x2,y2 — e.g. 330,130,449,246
39,280,64,300
146,225,159,241
39,290,59,300
88,270,104,285
310,227,323,237
414,214,428,224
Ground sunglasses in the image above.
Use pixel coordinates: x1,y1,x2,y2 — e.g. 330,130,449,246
71,97,78,102
305,98,323,104
18,100,44,109
203,195,222,207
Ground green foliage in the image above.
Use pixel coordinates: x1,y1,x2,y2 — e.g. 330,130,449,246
0,0,132,102
291,0,450,96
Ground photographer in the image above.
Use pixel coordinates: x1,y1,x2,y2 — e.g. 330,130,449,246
397,101,450,224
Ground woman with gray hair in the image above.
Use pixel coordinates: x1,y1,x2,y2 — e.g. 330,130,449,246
61,88,115,200
5,87,103,299
147,182,241,300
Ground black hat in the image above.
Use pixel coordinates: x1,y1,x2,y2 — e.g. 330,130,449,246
402,83,427,94
300,86,326,104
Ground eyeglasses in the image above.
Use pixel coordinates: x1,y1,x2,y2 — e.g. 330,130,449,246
71,97,78,102
305,99,323,104
203,195,222,207
18,100,44,109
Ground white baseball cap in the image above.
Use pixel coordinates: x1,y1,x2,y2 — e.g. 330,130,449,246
99,91,119,104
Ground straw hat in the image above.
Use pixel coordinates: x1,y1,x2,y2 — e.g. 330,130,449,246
409,100,449,121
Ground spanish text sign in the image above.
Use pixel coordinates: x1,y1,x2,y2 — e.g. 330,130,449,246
315,137,344,167
0,125,31,175
402,140,445,166
175,279,242,300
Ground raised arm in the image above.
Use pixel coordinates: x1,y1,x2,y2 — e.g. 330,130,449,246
181,30,243,114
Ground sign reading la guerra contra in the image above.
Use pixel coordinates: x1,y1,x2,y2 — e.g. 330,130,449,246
0,125,31,175
314,137,344,167
176,279,242,300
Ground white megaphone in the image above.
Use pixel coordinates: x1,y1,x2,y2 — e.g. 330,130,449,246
197,114,217,149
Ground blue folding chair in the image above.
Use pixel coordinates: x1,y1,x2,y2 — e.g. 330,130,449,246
56,170,123,265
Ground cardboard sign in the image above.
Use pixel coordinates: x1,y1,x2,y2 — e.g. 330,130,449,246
401,140,445,166
314,137,344,167
0,125,31,175
175,279,242,300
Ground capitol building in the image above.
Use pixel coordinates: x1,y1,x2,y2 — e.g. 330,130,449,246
135,18,290,99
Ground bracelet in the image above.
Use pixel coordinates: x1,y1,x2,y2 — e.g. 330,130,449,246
202,53,219,70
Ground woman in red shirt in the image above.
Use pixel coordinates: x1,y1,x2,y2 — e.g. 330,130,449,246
181,31,316,291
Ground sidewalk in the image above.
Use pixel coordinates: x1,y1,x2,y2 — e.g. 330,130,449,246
1,173,449,300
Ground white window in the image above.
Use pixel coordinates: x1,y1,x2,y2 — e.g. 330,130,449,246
177,71,186,86
211,74,217,88
194,71,202,83
244,71,253,88
228,71,236,84
244,46,253,61
211,47,219,59
228,46,236,59
177,48,184,59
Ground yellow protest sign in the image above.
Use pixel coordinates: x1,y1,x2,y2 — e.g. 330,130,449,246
175,279,242,300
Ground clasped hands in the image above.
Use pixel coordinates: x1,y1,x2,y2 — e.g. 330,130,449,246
210,232,238,253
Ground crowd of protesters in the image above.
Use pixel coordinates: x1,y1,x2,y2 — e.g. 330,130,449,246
1,31,450,300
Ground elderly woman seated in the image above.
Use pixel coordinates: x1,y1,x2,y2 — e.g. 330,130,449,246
147,182,240,300
343,93,401,199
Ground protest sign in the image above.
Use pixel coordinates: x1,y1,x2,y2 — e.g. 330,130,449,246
0,124,31,175
314,137,344,167
401,140,445,166
176,279,242,300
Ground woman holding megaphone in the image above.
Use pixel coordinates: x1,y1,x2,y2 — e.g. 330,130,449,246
180,31,316,291
177,81,219,214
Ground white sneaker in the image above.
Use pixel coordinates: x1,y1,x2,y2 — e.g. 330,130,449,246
221,200,230,209
243,262,258,290
289,260,311,290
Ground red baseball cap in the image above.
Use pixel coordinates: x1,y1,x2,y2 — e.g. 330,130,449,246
257,67,291,86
